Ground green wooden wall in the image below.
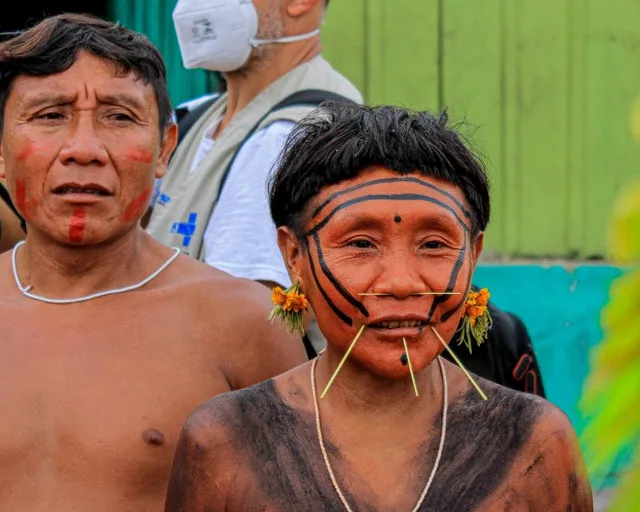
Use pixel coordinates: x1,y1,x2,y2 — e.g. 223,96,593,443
108,0,640,259
323,0,640,259
108,0,213,106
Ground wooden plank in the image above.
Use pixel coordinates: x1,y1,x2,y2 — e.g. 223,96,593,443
365,0,440,110
322,0,367,98
506,0,572,257
441,0,505,255
581,0,640,258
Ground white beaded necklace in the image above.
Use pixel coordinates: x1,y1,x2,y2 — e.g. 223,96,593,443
11,240,181,305
310,356,448,512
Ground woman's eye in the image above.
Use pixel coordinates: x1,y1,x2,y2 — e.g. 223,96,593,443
422,240,445,249
349,239,374,249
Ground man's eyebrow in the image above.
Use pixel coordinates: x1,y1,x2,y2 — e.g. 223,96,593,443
98,93,146,111
22,93,75,110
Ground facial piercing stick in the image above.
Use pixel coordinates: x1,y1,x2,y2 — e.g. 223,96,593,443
431,326,488,401
402,337,420,397
357,292,462,296
320,324,366,399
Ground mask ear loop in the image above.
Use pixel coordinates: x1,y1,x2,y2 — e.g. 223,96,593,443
250,28,321,47
320,324,366,399
431,326,487,401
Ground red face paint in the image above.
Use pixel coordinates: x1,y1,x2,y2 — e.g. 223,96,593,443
14,178,38,220
121,188,151,222
69,208,86,242
125,148,153,164
15,179,27,212
17,144,48,162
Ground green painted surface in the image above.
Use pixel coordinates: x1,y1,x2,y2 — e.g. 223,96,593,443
324,0,640,259
108,0,213,106
105,0,640,258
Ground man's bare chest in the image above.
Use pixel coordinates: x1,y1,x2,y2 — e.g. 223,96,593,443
0,301,229,489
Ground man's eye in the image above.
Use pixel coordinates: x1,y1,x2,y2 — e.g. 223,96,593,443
36,112,64,120
422,240,445,249
110,113,135,122
349,239,374,249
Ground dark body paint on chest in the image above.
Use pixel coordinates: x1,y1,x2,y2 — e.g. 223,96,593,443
220,379,544,511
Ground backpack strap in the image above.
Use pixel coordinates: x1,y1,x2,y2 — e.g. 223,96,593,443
215,89,351,198
175,96,219,148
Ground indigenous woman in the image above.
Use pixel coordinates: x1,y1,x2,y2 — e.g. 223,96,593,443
165,102,593,512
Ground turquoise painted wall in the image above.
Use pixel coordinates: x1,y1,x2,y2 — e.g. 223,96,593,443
474,263,629,484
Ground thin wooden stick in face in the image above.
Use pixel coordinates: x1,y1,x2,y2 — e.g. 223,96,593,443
402,337,420,397
358,292,462,296
431,326,488,401
320,324,366,399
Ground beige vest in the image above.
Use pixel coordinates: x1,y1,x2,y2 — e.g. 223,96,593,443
146,56,363,260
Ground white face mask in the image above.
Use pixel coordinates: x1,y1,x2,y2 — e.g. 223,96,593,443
173,0,321,73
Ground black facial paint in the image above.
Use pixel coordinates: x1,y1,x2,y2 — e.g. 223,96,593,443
311,177,473,220
394,215,402,223
307,243,353,326
313,232,369,317
306,193,470,237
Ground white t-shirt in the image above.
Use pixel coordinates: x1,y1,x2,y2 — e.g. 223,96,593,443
199,120,296,287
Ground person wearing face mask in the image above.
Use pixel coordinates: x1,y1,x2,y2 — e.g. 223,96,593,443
146,0,363,307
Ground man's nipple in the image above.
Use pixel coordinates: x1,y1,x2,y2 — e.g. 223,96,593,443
142,428,166,447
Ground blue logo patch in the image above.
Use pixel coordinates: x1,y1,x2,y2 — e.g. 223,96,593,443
171,212,198,250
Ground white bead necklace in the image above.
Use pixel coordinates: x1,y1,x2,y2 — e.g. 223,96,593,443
310,356,448,512
11,240,181,305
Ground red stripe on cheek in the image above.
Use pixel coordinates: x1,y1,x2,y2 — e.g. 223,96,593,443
17,144,39,162
69,208,86,242
121,188,151,222
14,179,37,220
15,179,27,212
126,148,153,164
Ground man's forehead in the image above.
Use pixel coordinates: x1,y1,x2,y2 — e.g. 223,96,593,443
10,53,153,104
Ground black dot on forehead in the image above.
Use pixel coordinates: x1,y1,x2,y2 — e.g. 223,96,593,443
394,215,402,223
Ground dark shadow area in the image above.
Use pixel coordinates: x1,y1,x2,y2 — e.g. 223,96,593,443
0,1,107,34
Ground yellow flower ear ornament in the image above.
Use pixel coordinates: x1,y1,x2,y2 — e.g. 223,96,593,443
268,282,309,335
459,288,493,353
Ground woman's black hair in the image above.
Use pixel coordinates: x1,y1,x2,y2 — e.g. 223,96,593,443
268,101,491,238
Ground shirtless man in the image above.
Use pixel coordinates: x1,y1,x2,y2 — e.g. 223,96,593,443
0,180,24,252
0,14,306,512
165,102,594,511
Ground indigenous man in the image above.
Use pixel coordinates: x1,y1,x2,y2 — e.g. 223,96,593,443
165,102,594,511
0,14,306,512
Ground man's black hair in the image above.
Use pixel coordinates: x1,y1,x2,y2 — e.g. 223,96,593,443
0,13,172,134
268,101,491,238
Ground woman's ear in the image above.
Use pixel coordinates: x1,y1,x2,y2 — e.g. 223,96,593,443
277,226,305,286
472,232,484,266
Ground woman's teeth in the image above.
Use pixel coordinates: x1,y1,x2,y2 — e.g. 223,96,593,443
376,320,424,329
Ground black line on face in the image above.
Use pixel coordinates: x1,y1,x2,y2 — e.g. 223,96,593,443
425,230,468,324
442,230,472,322
311,177,473,220
307,236,353,326
306,193,470,237
313,232,369,319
